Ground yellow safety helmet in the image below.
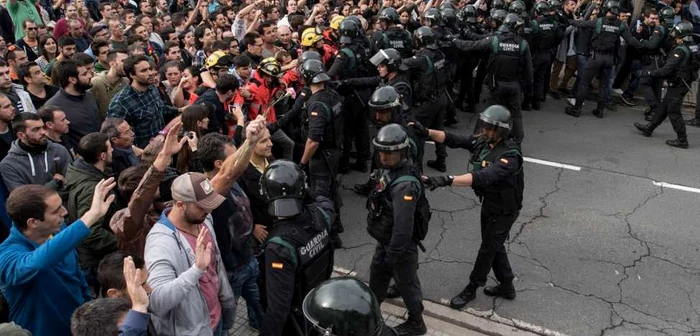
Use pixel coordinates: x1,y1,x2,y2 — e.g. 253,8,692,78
205,50,234,69
258,57,282,77
301,27,324,47
330,15,345,30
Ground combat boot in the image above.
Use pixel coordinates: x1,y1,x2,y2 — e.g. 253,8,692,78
565,106,581,118
394,314,427,336
521,96,531,111
592,105,604,119
386,284,401,299
426,157,446,172
531,99,541,111
353,180,372,196
666,138,689,149
339,156,350,174
349,160,367,173
483,282,516,300
449,283,478,309
634,122,654,137
686,118,700,128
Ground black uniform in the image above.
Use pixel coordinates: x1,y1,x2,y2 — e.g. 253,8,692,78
367,161,424,316
443,133,524,287
454,31,534,144
456,22,489,111
341,72,414,122
371,26,414,58
259,196,335,336
640,24,670,118
529,15,564,104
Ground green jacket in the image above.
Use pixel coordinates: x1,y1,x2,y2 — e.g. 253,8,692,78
65,158,118,269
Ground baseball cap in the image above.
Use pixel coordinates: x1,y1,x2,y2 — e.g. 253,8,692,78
171,173,226,212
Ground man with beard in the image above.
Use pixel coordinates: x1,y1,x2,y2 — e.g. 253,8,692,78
45,57,100,151
0,93,17,161
91,50,130,120
107,55,180,148
64,132,118,293
0,112,73,192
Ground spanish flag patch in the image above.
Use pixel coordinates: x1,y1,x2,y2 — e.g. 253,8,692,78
500,158,509,164
404,195,413,201
271,262,284,269
311,111,318,116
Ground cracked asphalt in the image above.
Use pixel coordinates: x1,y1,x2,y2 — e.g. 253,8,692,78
332,97,700,336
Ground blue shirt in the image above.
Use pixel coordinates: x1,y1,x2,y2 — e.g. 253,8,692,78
0,221,92,336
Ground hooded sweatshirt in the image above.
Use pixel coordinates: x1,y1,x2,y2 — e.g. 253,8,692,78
0,140,72,192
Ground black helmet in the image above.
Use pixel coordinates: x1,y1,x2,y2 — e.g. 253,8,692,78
603,0,620,15
491,9,508,26
659,6,675,23
549,0,562,9
463,5,477,23
508,0,526,15
373,124,409,168
369,86,401,110
413,26,437,49
423,8,442,26
260,160,307,217
440,1,456,10
441,8,458,27
301,59,330,84
369,48,404,72
501,13,522,32
300,50,322,64
378,7,399,24
492,0,506,10
345,15,363,31
670,21,695,41
302,277,384,336
338,19,359,44
477,105,511,143
534,1,551,15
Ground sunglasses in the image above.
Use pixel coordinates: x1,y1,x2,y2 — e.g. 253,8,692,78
26,27,38,31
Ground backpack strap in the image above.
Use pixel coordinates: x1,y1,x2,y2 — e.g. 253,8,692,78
595,18,602,35
267,236,299,267
390,175,423,197
520,39,527,56
491,35,499,53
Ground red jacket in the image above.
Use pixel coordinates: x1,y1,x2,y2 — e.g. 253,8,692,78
233,71,285,123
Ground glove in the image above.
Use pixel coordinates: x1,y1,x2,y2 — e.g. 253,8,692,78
299,162,309,175
410,121,429,138
635,70,651,78
421,175,454,191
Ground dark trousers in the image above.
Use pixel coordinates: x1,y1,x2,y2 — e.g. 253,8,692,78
490,81,524,144
533,52,554,101
469,208,519,286
569,54,590,99
309,148,344,233
574,53,615,109
414,93,448,159
621,59,643,98
650,85,689,141
342,94,370,163
641,62,664,115
473,56,489,105
457,58,481,108
370,242,424,315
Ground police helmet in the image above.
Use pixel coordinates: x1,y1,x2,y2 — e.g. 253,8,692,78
300,50,322,64
301,59,331,84
301,27,324,47
373,124,410,168
659,6,675,23
423,8,442,26
378,7,400,24
670,21,695,41
339,19,359,44
534,1,551,16
508,0,526,15
501,13,523,32
369,48,404,72
413,26,438,49
260,160,308,217
492,0,506,10
463,5,477,23
369,86,402,110
491,9,509,26
549,0,562,9
478,105,512,142
330,15,345,30
257,57,282,77
603,0,620,15
440,1,456,10
345,15,364,31
303,277,385,336
441,8,458,27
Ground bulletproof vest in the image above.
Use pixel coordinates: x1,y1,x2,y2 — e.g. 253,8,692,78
337,44,361,79
435,27,457,61
521,20,535,47
488,33,527,82
531,17,559,52
366,163,420,245
469,139,524,213
675,43,700,82
387,75,414,114
302,88,344,150
592,17,624,53
414,49,448,103
266,204,334,311
386,27,414,58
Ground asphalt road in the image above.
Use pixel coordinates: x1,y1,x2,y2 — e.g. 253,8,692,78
333,96,700,336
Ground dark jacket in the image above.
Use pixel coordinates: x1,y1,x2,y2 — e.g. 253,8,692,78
112,145,140,180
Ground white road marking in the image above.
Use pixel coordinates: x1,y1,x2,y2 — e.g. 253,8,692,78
332,266,357,277
652,181,700,194
524,157,582,171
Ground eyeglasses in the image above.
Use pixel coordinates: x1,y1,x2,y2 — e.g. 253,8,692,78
26,27,38,31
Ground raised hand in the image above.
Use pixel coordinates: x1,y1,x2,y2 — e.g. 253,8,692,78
195,227,213,271
161,122,189,157
123,256,149,312
81,178,117,227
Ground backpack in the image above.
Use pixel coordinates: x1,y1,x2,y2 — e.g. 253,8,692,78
389,174,432,241
679,44,700,82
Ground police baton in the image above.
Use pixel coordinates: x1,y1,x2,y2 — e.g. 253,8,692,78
414,238,427,253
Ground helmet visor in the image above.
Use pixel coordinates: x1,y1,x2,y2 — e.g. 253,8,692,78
268,198,303,217
370,49,390,66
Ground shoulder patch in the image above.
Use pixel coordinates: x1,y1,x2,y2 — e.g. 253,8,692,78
500,158,509,164
311,111,319,116
404,195,413,201
271,262,284,269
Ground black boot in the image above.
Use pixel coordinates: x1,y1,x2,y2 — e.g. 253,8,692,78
634,122,654,137
339,156,350,174
386,284,401,299
463,104,476,113
666,138,689,149
565,106,581,118
531,99,541,111
426,157,446,172
483,282,516,300
449,283,477,309
349,160,368,173
521,96,531,111
394,314,427,336
686,118,700,127
592,105,604,119
353,180,372,196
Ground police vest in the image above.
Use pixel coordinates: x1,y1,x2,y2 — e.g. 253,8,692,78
386,27,414,58
469,139,524,213
530,17,559,52
302,88,344,150
489,34,527,82
592,17,624,53
266,204,334,308
675,43,700,82
414,49,448,102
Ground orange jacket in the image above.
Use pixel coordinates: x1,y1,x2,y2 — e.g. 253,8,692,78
233,71,285,123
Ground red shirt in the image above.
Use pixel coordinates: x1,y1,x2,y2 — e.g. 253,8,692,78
178,228,221,329
233,71,285,123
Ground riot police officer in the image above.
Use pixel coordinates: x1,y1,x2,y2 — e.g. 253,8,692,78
453,13,533,145
412,105,524,310
259,160,335,336
565,0,643,118
303,277,398,336
367,124,428,336
640,6,675,121
527,1,565,111
633,22,699,149
298,59,345,248
456,4,490,113
403,26,450,172
372,7,414,58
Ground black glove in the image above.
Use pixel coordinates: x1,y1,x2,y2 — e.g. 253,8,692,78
410,121,429,138
299,162,309,175
421,175,454,191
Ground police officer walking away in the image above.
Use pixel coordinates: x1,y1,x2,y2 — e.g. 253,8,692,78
303,277,399,336
413,105,524,309
299,59,345,248
367,124,429,335
404,27,449,172
633,22,699,149
453,14,533,145
259,160,335,336
565,0,643,118
639,6,675,122
529,1,565,111
372,7,414,58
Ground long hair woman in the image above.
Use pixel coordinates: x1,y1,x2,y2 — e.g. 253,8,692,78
35,35,57,73
175,105,209,173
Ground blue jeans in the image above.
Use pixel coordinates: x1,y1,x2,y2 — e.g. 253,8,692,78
570,54,590,99
228,258,264,330
213,319,224,336
623,59,643,98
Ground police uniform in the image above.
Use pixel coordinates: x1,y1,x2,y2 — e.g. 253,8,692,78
529,14,564,108
639,23,670,120
456,21,489,112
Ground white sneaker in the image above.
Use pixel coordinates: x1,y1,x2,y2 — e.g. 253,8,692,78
567,98,576,106
612,88,624,95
